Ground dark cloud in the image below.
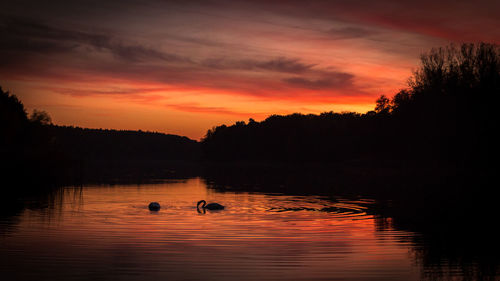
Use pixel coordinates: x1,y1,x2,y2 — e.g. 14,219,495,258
273,0,499,42
254,57,315,73
2,0,498,43
283,78,332,89
0,17,106,52
0,15,364,100
283,72,354,89
203,0,499,43
201,57,315,73
0,17,187,63
108,44,187,63
326,26,377,40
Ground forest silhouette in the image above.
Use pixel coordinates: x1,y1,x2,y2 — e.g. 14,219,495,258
202,43,497,192
203,43,497,163
1,42,498,195
1,89,200,192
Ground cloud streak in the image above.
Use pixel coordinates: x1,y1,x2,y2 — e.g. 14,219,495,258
0,16,364,101
201,57,315,73
166,103,267,118
0,0,497,138
0,17,188,63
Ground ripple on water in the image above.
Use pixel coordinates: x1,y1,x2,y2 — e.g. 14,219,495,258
0,178,425,281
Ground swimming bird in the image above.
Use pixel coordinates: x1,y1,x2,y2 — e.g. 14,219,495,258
197,200,224,210
148,202,161,211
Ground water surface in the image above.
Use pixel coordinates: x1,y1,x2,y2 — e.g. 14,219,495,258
0,178,481,281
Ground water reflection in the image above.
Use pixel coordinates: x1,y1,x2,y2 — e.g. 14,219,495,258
0,178,498,281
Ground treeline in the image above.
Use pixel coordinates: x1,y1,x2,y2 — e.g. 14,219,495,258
202,43,498,184
1,89,59,191
0,89,200,191
202,112,391,162
47,126,201,181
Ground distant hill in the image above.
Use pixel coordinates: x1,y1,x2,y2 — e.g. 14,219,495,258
47,126,201,182
49,125,199,164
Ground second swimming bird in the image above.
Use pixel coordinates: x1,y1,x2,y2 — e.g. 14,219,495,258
197,200,225,210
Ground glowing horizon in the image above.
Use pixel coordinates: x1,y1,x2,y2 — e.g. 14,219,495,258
1,0,498,140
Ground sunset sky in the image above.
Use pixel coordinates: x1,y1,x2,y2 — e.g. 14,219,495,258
1,0,499,139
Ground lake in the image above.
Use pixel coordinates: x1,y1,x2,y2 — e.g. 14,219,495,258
0,178,497,281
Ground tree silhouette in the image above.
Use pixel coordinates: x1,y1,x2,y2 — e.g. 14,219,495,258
375,95,391,114
201,42,499,186
30,110,52,125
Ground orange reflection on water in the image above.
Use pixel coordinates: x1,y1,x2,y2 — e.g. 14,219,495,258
1,178,420,281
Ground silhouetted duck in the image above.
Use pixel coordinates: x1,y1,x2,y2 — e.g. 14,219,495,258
148,202,161,211
197,200,224,210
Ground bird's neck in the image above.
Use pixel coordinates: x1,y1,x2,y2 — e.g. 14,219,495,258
197,200,206,208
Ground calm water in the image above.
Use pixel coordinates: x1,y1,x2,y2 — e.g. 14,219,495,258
0,178,495,281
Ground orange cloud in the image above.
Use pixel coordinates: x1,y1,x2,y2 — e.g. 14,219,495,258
1,0,497,139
